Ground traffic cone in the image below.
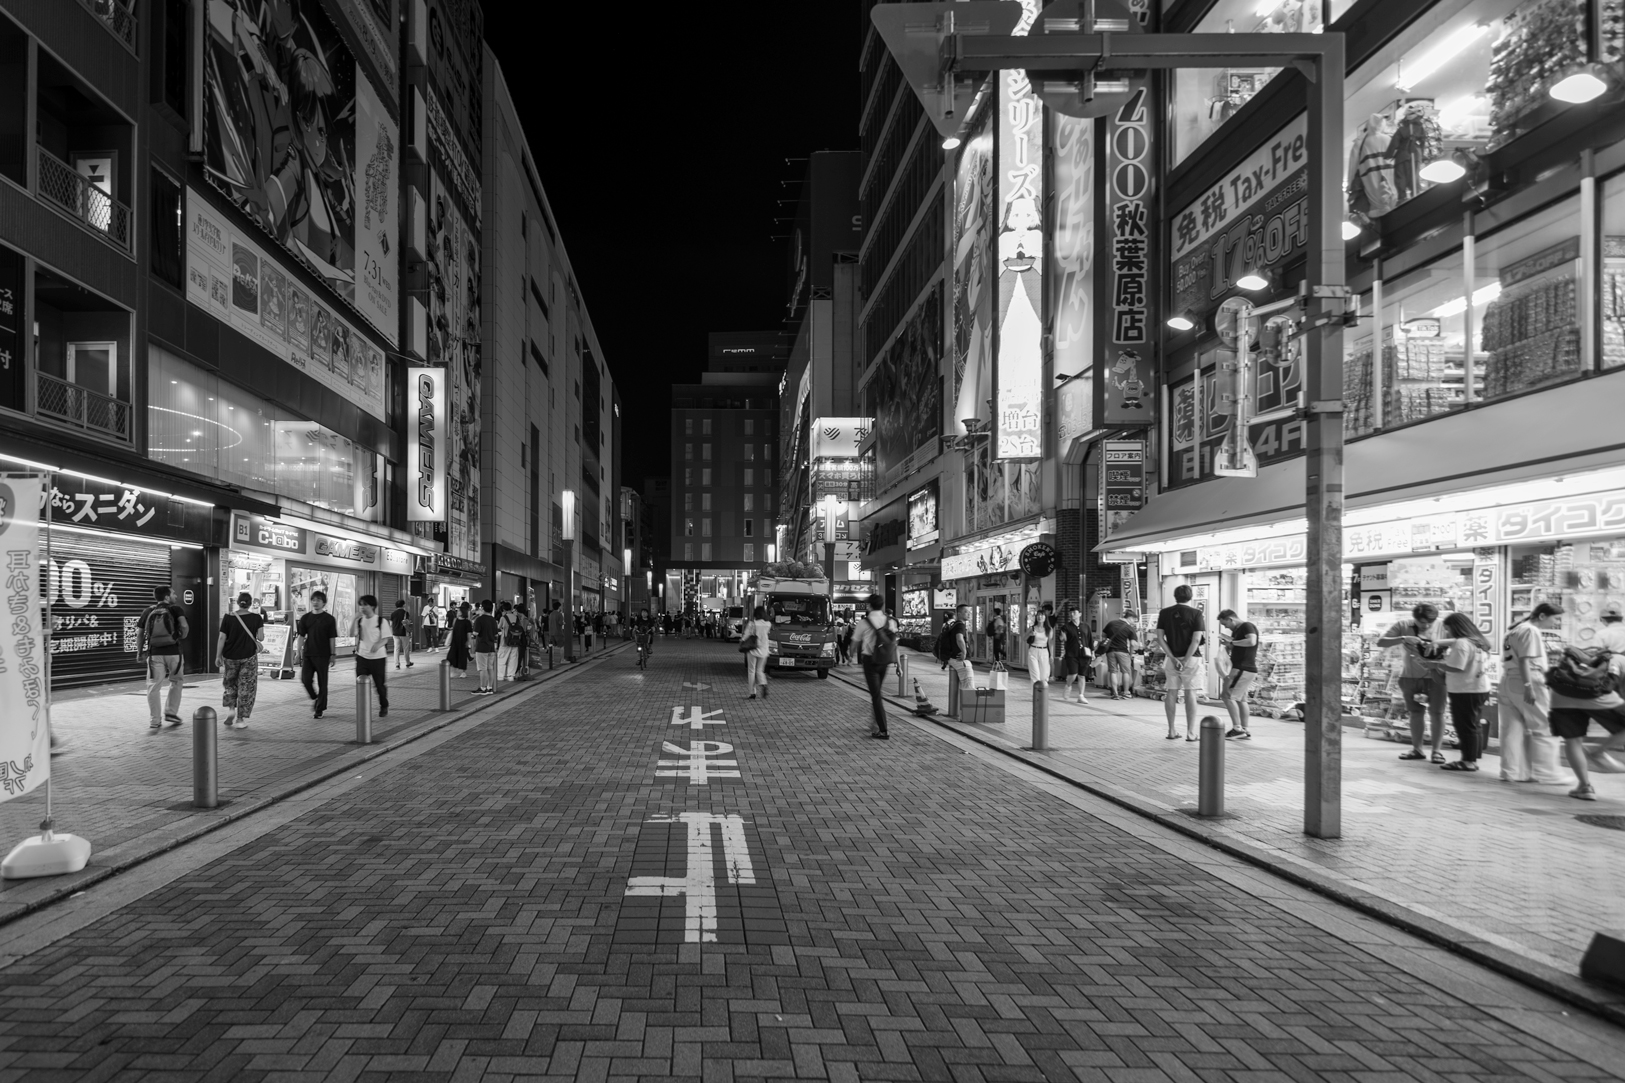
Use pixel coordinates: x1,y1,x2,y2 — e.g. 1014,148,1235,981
912,677,938,717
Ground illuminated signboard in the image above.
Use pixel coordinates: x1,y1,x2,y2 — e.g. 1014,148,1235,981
407,366,448,522
993,0,1044,461
907,482,939,549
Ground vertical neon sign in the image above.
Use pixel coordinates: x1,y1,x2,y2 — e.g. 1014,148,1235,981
993,0,1044,461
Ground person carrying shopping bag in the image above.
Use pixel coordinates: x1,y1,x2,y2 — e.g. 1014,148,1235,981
741,605,772,699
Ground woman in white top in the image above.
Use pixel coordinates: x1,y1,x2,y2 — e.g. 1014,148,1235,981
1438,611,1492,772
742,605,773,699
353,594,390,716
1026,610,1055,686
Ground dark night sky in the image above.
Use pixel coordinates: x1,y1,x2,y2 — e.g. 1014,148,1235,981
484,7,862,491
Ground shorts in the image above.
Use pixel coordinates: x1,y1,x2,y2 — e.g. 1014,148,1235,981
1164,657,1206,691
1223,669,1257,701
1548,705,1625,740
1107,651,1134,675
1061,654,1081,678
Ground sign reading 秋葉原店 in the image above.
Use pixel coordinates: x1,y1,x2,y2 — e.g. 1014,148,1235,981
993,1,1045,462
1096,80,1156,428
408,366,448,523
0,475,49,800
1170,115,1309,322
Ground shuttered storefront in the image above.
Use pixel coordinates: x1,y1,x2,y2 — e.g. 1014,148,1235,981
48,533,173,689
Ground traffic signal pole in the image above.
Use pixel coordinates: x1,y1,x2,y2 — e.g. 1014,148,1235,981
870,11,1348,837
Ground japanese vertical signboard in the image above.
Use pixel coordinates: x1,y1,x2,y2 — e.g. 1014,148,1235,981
408,366,448,522
0,475,48,799
1050,113,1094,459
993,0,1044,461
0,245,22,413
1096,81,1156,427
1101,439,1146,538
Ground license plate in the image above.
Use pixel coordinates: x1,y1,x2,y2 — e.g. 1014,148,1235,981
780,659,798,667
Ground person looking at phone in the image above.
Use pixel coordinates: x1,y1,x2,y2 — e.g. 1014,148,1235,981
1377,602,1448,763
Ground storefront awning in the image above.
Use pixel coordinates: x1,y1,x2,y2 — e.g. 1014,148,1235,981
1100,371,1625,551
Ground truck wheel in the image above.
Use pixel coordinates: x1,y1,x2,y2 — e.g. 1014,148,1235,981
817,669,830,680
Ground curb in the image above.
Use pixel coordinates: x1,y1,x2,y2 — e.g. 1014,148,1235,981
0,643,632,930
829,665,1625,1029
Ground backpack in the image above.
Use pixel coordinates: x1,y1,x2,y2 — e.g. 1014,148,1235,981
141,606,178,655
870,624,898,668
934,622,961,663
1545,647,1616,699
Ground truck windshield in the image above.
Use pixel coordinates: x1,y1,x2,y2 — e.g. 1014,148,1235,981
726,607,744,620
768,597,829,626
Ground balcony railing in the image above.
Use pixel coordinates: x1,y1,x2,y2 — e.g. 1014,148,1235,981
36,146,132,253
76,0,138,53
36,372,131,441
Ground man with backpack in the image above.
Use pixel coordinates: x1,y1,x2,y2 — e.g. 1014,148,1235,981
140,585,190,731
853,593,897,739
388,599,414,670
1543,633,1625,801
937,604,975,713
987,607,1007,664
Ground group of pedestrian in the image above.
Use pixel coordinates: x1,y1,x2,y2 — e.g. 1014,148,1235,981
1015,604,1093,703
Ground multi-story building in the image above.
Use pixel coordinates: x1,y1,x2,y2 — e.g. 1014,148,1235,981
481,46,620,618
668,332,782,619
642,475,671,612
776,151,867,617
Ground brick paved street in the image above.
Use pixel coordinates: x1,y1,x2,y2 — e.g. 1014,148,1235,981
0,638,1622,1081
847,647,1625,979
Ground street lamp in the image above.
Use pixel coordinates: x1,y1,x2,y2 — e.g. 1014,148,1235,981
623,546,632,625
562,489,576,662
870,3,1350,839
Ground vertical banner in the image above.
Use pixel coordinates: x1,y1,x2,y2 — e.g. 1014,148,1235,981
993,0,1045,461
950,112,994,434
1050,113,1094,458
1101,439,1145,537
0,245,22,413
408,366,449,522
1096,80,1156,427
0,475,49,799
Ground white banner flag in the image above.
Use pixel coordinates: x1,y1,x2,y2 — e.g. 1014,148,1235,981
0,475,48,800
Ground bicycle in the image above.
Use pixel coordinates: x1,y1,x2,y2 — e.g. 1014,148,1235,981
636,632,652,670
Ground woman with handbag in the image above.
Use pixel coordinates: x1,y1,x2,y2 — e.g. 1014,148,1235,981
1026,609,1055,688
215,592,264,729
496,601,519,681
447,602,474,678
741,605,772,699
1438,612,1494,772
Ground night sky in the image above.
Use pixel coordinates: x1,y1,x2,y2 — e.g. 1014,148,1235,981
484,7,862,490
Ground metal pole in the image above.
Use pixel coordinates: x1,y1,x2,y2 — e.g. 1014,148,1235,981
1303,40,1346,839
192,706,218,808
355,676,373,744
896,651,908,696
563,539,575,663
438,658,451,710
1030,680,1048,751
948,665,960,718
1198,714,1225,817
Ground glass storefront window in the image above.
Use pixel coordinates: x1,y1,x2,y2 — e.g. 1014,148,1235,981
149,346,381,520
1602,172,1625,371
1474,196,1582,399
1344,288,1378,436
1377,248,1470,425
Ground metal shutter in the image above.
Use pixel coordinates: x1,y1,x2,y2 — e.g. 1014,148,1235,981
47,533,174,690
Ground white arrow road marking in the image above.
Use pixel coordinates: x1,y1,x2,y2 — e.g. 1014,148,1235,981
681,682,712,691
656,740,740,784
624,813,756,942
669,705,727,730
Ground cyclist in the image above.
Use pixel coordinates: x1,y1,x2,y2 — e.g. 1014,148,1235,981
633,609,656,666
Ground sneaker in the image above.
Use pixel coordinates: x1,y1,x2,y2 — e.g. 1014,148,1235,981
164,713,183,727
223,713,236,728
871,732,889,740
235,720,249,729
1225,728,1243,738
1570,783,1598,801
747,694,757,700
314,709,324,719
149,721,161,731
407,662,415,668
1234,731,1252,740
378,706,388,717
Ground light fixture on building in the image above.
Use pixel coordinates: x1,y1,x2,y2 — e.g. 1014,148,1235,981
1342,219,1362,240
1236,270,1270,291
1551,61,1609,103
1166,310,1197,331
1394,23,1487,91
942,136,962,150
1418,148,1469,184
562,489,575,541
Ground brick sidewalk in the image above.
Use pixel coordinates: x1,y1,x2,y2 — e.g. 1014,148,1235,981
0,639,632,924
830,648,1625,983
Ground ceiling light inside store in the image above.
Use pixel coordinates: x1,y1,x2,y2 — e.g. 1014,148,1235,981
1429,281,1501,318
1550,63,1609,103
1395,23,1488,90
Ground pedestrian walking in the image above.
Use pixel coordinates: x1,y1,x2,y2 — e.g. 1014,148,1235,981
389,599,415,670
1544,634,1625,800
1433,612,1493,772
988,607,1008,665
939,604,975,714
1100,610,1139,700
514,603,534,678
421,602,440,652
138,585,190,731
852,593,897,739
1026,608,1054,687
1378,602,1450,763
1154,585,1207,741
1600,601,1625,654
547,600,568,664
353,595,390,717
447,601,474,677
1497,602,1570,784
496,601,519,680
583,612,596,654
214,592,264,729
472,600,500,693
1059,609,1089,703
741,605,772,699
295,590,338,718
1216,609,1258,739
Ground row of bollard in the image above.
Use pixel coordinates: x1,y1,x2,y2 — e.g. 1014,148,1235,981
194,658,466,809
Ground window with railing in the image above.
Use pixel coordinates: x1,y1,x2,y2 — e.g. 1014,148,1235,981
77,0,138,52
33,266,132,442
34,52,134,252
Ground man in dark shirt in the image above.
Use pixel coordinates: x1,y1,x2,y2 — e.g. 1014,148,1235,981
472,600,501,694
388,600,414,670
295,590,339,718
1154,585,1207,740
1217,609,1259,739
1100,611,1139,700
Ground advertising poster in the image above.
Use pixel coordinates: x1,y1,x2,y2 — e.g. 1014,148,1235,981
1050,114,1094,458
428,171,482,560
331,0,398,97
423,0,485,163
993,16,1044,462
950,111,994,434
0,475,48,799
907,482,940,549
1096,80,1156,427
353,74,400,341
186,189,387,420
1171,115,1308,321
201,0,398,346
871,282,943,479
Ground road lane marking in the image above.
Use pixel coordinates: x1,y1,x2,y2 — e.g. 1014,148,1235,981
624,812,754,942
